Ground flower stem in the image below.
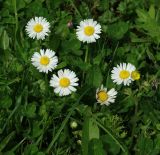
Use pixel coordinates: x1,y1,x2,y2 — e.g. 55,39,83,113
84,45,89,63
45,73,49,95
82,45,89,85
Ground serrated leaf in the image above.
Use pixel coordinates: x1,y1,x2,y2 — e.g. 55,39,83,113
136,9,149,23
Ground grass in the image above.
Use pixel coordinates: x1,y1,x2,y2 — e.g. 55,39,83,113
0,0,160,155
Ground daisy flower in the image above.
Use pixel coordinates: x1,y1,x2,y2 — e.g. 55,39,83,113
76,19,101,43
26,17,50,40
96,85,117,106
111,63,136,86
31,49,58,73
50,69,79,96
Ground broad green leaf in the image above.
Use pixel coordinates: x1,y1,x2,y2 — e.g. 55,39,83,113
88,139,105,155
107,22,129,40
82,116,99,155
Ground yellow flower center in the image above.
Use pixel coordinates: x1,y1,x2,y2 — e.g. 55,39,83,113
33,24,43,33
97,91,108,102
40,56,50,65
84,26,95,36
119,70,130,79
131,71,140,80
59,77,70,87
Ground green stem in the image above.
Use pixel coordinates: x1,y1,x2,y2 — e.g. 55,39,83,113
45,73,49,95
84,45,89,63
82,45,89,85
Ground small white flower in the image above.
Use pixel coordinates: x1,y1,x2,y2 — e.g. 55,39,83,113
76,19,101,43
96,85,117,106
111,63,136,86
31,49,58,73
50,69,79,96
26,17,50,40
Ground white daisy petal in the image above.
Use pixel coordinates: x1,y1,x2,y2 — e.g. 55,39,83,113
31,49,58,73
76,19,101,43
26,17,50,40
50,69,79,96
111,63,136,86
54,87,61,94
96,85,118,106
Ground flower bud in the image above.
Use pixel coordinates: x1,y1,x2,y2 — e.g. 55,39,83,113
67,21,73,28
70,121,78,129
